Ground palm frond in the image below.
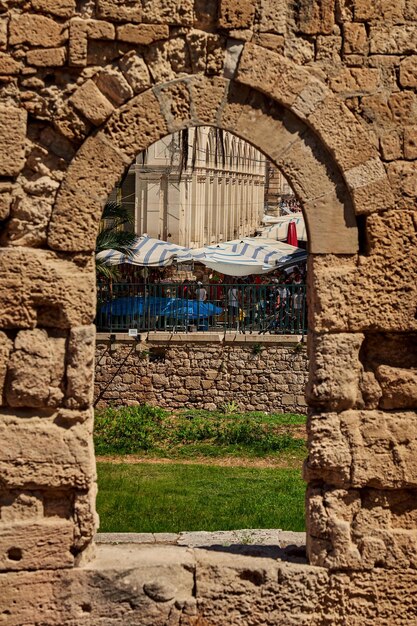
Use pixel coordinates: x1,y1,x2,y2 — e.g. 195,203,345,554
96,230,137,255
101,201,134,225
96,260,121,280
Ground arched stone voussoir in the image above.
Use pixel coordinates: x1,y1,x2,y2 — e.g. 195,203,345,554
48,88,169,252
49,73,359,254
219,85,358,254
235,42,395,215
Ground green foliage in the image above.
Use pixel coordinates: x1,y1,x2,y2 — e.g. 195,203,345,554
96,462,306,533
251,342,264,356
292,341,306,353
94,404,168,454
96,200,136,279
219,400,240,415
94,404,306,457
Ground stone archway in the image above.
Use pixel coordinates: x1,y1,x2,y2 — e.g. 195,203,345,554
1,2,417,623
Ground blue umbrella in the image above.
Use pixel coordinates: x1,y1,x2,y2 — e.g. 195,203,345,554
160,298,223,320
100,296,170,317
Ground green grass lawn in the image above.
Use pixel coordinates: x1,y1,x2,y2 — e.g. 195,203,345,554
94,405,306,459
96,462,306,533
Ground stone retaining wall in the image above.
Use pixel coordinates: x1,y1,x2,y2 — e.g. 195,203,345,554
95,333,308,414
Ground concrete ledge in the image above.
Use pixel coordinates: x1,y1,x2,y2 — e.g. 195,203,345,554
96,332,146,342
96,331,306,346
146,332,224,343
223,333,304,345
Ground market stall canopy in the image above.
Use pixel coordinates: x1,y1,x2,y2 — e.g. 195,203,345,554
96,234,306,276
95,235,193,267
188,237,307,277
258,213,307,242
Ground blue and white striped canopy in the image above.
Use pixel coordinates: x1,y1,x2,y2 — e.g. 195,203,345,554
189,238,306,276
96,235,193,267
258,213,308,242
96,235,306,276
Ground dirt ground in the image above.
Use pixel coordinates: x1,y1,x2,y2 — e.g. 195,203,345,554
96,454,305,469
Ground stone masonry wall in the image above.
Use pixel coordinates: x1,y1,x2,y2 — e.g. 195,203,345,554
94,333,308,413
0,0,417,623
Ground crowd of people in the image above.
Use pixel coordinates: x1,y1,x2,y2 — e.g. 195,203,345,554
96,263,307,334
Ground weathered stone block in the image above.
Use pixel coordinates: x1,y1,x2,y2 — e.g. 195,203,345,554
343,23,367,55
0,106,27,177
185,376,200,389
96,0,142,22
375,365,417,409
306,333,364,411
9,14,66,47
0,248,95,329
308,211,417,332
26,47,67,67
218,0,255,29
69,18,115,67
5,329,66,408
0,413,95,489
307,96,376,170
329,68,380,95
102,88,168,160
117,23,169,45
315,34,342,65
0,491,43,523
0,52,21,74
370,25,417,55
0,16,7,50
307,410,417,489
31,0,76,17
189,75,228,125
0,183,11,221
0,332,12,406
297,0,335,35
236,43,309,108
70,79,114,126
95,68,133,105
258,0,287,34
399,55,417,89
308,485,417,570
119,51,152,93
65,326,95,409
380,130,402,161
404,126,417,160
388,161,417,197
389,91,417,125
155,79,192,131
141,0,194,25
0,520,74,571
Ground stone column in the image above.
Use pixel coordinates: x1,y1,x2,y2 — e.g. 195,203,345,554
305,208,417,569
0,249,98,571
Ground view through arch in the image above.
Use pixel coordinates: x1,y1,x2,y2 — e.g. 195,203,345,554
2,8,416,620
93,127,310,537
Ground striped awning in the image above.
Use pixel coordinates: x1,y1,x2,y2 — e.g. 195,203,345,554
96,235,306,276
96,235,193,267
258,213,308,242
188,238,307,276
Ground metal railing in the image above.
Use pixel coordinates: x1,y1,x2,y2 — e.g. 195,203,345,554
96,282,307,335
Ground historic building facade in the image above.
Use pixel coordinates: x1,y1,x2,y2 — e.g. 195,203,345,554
114,128,266,246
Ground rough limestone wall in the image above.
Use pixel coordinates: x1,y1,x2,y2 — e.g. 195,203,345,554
0,0,416,623
94,336,309,413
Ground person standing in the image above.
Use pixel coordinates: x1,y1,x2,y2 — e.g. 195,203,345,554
195,282,207,330
195,282,207,302
227,285,240,327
